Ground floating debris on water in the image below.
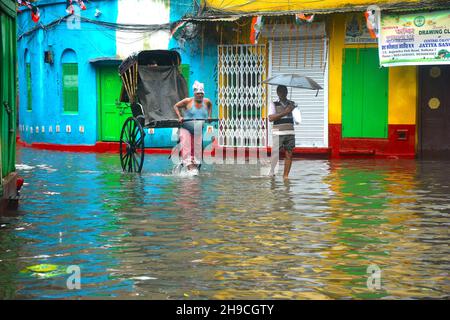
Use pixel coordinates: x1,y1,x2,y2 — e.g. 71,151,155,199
26,264,58,273
22,264,66,279
15,164,35,170
131,276,157,281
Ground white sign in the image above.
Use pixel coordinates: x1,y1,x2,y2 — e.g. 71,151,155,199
379,10,450,67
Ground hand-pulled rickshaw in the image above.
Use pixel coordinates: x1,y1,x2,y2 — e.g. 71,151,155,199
118,50,213,173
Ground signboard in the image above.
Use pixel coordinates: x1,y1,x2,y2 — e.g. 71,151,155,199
379,10,450,67
345,13,377,44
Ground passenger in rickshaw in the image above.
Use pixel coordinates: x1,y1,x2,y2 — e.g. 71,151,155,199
173,81,213,171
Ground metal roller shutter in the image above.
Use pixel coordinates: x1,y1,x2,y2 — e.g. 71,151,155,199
269,35,328,148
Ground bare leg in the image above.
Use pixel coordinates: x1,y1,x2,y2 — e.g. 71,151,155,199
283,150,293,179
179,128,193,168
270,135,280,176
193,125,203,168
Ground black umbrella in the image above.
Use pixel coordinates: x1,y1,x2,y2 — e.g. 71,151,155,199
262,74,322,96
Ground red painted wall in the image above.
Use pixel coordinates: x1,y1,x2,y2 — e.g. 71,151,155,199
329,124,416,159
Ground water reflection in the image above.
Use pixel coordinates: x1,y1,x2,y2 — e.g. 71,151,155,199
0,148,448,299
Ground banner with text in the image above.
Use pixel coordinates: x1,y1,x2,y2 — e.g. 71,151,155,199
379,10,450,67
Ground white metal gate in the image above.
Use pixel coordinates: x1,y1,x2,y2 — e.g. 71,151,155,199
217,45,267,147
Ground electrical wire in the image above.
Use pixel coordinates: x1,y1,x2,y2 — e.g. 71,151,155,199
18,14,171,40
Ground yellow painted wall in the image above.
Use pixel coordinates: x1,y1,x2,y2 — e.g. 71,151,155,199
204,0,420,12
217,13,418,126
327,14,346,124
388,67,417,125
327,14,417,125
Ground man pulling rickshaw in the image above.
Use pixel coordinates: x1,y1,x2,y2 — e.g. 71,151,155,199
173,81,212,174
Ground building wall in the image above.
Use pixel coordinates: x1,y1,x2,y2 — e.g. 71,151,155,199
327,13,417,158
157,0,218,148
16,1,421,156
116,0,172,148
116,0,170,58
17,0,173,148
18,0,118,146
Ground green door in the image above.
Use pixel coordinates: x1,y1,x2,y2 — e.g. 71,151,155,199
1,2,17,181
98,66,131,141
342,48,388,138
180,64,189,89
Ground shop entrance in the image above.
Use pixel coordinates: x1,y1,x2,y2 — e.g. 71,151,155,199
419,65,450,159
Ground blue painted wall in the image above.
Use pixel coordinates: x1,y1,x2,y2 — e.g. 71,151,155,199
169,0,218,113
18,0,118,145
165,0,219,147
17,0,218,148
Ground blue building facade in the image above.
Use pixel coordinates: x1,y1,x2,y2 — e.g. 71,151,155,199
17,0,175,148
18,0,118,146
169,0,218,115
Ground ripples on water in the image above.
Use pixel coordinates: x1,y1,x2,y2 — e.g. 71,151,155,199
0,147,449,299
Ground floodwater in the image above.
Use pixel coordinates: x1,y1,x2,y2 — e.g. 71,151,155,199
0,146,449,299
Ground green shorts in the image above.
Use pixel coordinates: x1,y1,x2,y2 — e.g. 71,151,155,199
274,134,295,152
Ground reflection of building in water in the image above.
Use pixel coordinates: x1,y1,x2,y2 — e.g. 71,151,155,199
382,161,448,298
191,162,340,299
324,160,447,298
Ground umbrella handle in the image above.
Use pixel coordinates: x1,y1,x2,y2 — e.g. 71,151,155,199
315,89,319,97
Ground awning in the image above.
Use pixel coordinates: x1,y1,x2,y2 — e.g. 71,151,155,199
202,0,449,14
89,57,123,66
181,15,241,22
189,0,450,20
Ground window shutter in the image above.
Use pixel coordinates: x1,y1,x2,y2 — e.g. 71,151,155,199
63,63,78,113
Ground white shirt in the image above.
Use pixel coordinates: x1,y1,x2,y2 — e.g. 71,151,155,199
268,101,302,136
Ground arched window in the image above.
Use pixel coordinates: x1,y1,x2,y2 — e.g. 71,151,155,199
61,49,78,113
25,50,32,111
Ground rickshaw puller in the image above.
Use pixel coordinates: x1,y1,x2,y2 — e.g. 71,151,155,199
173,81,212,171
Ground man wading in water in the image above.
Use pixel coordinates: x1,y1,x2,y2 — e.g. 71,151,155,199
268,85,301,179
173,81,212,172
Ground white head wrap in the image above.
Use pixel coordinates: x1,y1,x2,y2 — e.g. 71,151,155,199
193,80,205,94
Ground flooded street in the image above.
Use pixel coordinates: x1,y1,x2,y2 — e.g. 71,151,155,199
0,146,448,299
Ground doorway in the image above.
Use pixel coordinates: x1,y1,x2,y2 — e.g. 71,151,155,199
418,65,450,159
97,65,132,142
342,48,389,139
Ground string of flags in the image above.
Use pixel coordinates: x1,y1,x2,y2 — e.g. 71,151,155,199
250,16,263,45
17,0,88,23
66,0,87,15
249,13,315,44
295,13,315,24
170,21,188,39
246,9,378,44
364,8,379,38
16,1,40,22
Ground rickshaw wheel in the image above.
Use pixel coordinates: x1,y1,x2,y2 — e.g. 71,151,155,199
120,117,145,173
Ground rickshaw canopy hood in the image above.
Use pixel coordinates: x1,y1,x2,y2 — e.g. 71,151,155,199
119,50,182,75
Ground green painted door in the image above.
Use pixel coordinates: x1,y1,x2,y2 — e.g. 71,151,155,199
342,48,388,138
98,66,131,141
1,2,17,182
180,64,189,89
